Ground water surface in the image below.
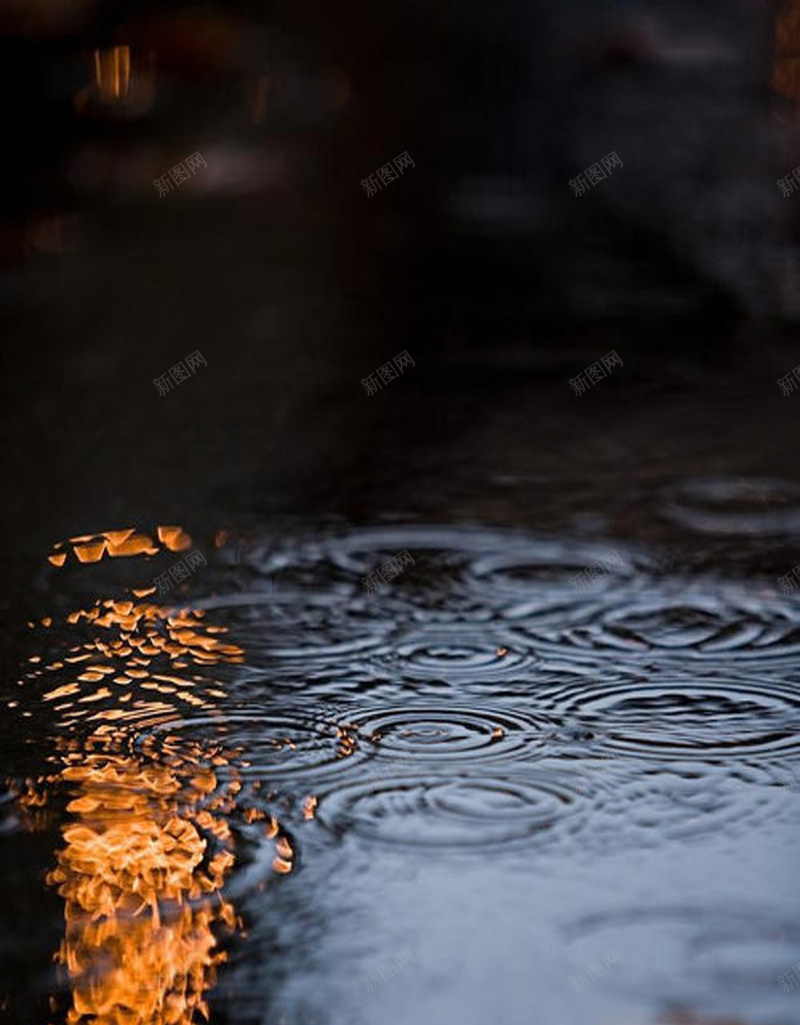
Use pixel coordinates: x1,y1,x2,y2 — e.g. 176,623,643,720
2,513,799,1025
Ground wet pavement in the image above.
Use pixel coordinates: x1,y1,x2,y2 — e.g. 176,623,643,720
2,430,800,1025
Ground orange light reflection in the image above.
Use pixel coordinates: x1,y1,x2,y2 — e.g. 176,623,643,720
9,526,297,1025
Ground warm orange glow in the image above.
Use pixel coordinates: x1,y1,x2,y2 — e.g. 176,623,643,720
10,779,51,831
106,533,159,558
47,752,237,1025
103,528,136,546
47,525,192,568
158,526,193,552
74,541,107,563
94,46,131,101
9,529,303,1025
77,47,156,117
336,722,359,759
34,602,245,723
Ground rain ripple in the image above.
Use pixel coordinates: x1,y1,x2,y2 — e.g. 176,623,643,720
538,676,800,760
663,476,800,536
328,703,557,766
314,772,585,851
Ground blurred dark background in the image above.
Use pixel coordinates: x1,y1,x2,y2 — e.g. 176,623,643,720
3,0,800,581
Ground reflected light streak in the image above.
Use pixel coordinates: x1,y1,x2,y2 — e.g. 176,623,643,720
10,525,297,1025
94,46,131,101
75,48,156,116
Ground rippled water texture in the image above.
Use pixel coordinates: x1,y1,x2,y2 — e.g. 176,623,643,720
2,510,800,1025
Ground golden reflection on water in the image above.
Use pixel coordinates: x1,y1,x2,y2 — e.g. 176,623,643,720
46,751,238,1025
12,526,298,1025
46,526,192,569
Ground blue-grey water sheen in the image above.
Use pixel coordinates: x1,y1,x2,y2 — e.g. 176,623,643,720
2,517,800,1025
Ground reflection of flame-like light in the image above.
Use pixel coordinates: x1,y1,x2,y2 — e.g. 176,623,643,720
48,526,171,565
32,596,245,733
94,46,131,100
9,526,298,1025
47,753,237,1025
158,526,193,552
75,48,156,115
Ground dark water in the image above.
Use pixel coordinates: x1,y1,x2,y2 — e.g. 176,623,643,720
5,1,800,1022
2,500,800,1025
